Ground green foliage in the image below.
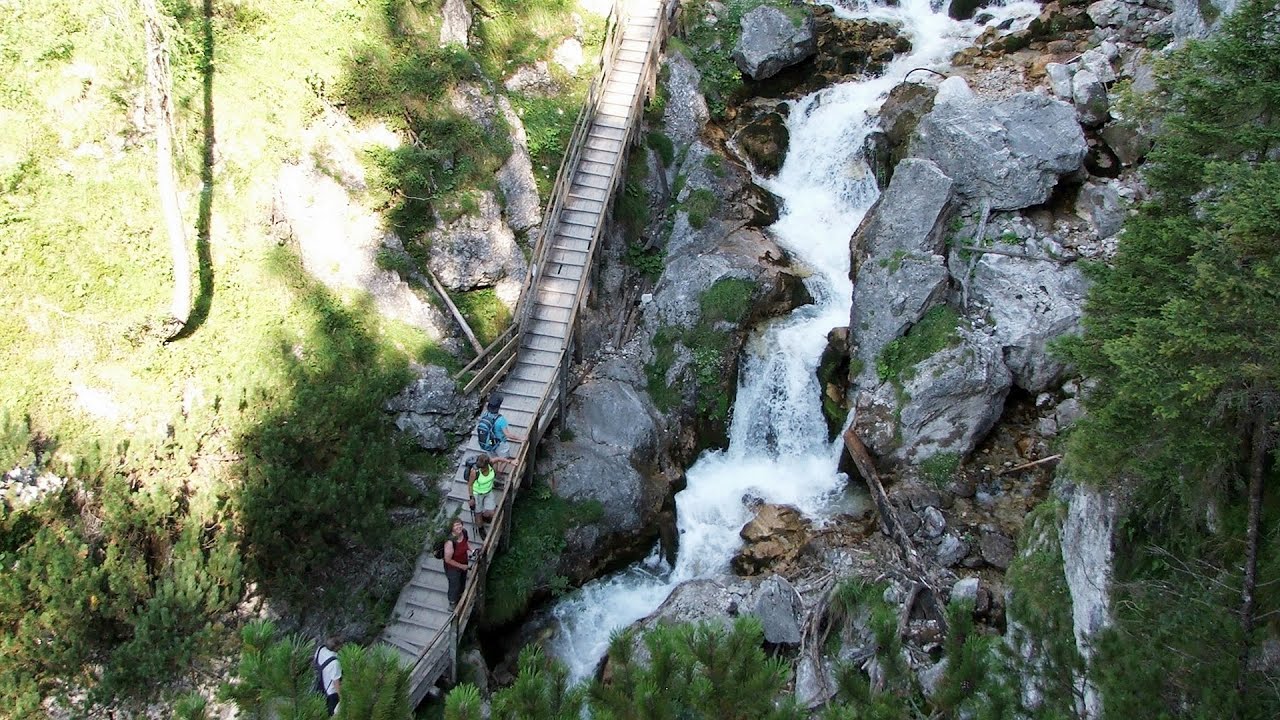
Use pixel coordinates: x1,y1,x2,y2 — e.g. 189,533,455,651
623,242,666,281
918,453,960,489
1053,11,1280,711
443,683,483,720
644,279,758,427
647,131,675,166
450,288,513,347
513,90,588,199
875,305,961,386
484,479,602,625
703,153,726,178
490,645,586,719
682,187,718,229
617,147,651,241
336,643,413,720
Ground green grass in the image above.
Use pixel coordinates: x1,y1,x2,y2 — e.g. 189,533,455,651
0,0,591,708
875,305,962,386
647,130,675,166
682,187,717,229
617,146,651,241
450,288,513,347
512,90,589,199
700,277,756,324
919,452,960,488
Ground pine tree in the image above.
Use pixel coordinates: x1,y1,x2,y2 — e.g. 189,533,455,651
1058,0,1280,714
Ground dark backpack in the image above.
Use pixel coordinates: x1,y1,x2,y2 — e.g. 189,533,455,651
476,411,500,451
433,535,448,559
313,646,337,695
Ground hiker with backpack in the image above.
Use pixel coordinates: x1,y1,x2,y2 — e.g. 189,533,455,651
467,453,498,540
313,635,342,716
476,393,522,475
443,518,470,611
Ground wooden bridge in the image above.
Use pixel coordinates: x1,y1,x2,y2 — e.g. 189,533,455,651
379,0,671,705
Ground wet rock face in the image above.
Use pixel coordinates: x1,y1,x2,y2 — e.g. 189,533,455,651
811,10,912,81
733,5,818,81
736,110,790,176
875,81,938,179
911,81,1087,211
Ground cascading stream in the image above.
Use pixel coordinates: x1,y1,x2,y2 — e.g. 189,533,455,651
547,0,1040,683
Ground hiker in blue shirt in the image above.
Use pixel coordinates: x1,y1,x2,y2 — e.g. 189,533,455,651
476,393,522,475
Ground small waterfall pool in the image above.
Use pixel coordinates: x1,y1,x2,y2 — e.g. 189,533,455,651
546,0,1040,684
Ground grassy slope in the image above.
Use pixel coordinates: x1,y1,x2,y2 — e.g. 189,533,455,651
0,0,599,707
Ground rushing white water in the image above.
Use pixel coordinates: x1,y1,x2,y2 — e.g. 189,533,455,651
547,0,1040,683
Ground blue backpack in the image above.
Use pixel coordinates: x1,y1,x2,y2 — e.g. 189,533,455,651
476,411,500,451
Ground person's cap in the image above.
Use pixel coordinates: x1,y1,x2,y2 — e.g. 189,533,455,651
486,393,503,411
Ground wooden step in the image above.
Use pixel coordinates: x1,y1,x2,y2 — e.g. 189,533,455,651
616,49,648,64
533,287,577,309
552,236,591,254
382,632,422,655
527,317,570,339
572,173,612,191
510,361,559,383
519,347,564,368
548,248,590,268
589,125,628,142
593,115,629,131
569,184,609,202
558,223,595,241
546,262,585,282
583,135,624,154
577,159,615,178
532,304,573,324
598,101,633,118
500,377,548,399
523,332,565,353
561,208,601,226
538,275,582,295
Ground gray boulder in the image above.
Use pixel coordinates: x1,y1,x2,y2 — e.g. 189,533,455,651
1086,0,1131,27
856,331,1013,462
752,575,803,645
918,658,950,700
732,5,817,81
951,576,980,606
426,190,528,303
911,86,1087,211
1076,179,1129,239
496,96,543,233
980,529,1015,570
937,533,969,567
659,52,710,157
849,158,955,386
1172,0,1238,39
1072,69,1109,127
967,246,1089,392
922,506,947,538
1045,62,1073,101
637,576,754,629
439,0,472,46
385,365,473,450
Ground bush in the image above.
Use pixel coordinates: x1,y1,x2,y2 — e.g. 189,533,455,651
682,188,717,229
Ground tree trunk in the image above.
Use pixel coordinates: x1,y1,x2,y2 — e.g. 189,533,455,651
142,0,191,328
1236,408,1268,700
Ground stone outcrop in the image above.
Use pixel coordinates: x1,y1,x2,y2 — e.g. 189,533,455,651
272,112,451,341
439,0,472,46
848,158,955,387
732,503,812,576
911,79,1087,211
733,5,817,81
965,241,1090,392
1061,482,1118,720
426,191,528,305
735,110,790,176
754,574,804,645
856,330,1013,462
384,365,474,450
541,358,670,581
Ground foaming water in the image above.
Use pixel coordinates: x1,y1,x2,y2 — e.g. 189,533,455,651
546,0,1039,683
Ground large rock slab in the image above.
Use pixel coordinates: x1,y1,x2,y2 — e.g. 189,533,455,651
911,84,1086,211
733,5,817,81
1062,483,1118,720
659,52,710,156
496,96,543,233
384,365,473,450
849,158,955,387
856,331,1012,462
967,246,1089,393
439,0,472,45
753,574,803,645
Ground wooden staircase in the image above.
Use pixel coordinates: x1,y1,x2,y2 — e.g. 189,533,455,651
378,0,670,706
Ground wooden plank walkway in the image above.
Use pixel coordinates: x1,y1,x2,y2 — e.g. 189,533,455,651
379,0,669,706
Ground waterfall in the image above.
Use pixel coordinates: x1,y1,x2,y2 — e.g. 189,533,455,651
546,0,1040,683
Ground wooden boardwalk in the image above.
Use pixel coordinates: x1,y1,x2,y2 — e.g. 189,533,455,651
379,0,669,706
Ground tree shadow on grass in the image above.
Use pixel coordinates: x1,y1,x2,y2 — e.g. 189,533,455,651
233,250,433,614
169,0,215,342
